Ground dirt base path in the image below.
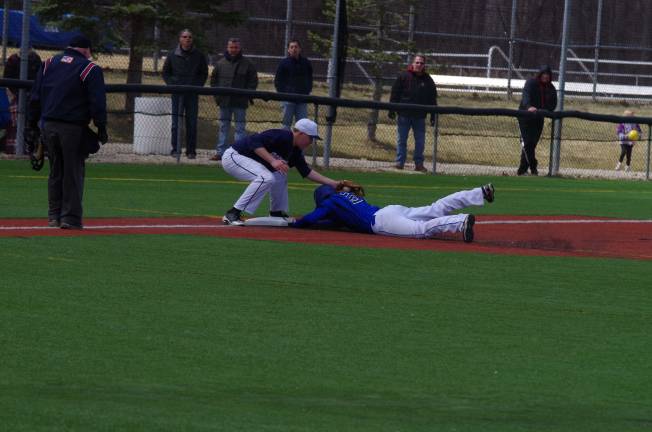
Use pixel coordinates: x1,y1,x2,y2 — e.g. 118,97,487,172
2,216,651,260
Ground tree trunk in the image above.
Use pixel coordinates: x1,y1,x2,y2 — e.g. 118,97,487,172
366,78,384,141
367,12,386,142
124,15,146,114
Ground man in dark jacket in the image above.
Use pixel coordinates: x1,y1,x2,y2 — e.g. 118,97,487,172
389,55,437,172
274,39,313,129
517,65,557,175
210,37,258,161
29,35,108,229
162,29,208,159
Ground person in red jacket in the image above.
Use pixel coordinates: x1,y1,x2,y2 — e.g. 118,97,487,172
388,55,438,172
517,65,558,176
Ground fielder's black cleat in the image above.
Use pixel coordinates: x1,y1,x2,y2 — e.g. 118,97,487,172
462,214,475,243
222,209,244,226
269,211,290,218
482,183,495,203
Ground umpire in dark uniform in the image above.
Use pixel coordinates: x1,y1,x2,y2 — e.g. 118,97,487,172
517,65,557,176
29,35,107,229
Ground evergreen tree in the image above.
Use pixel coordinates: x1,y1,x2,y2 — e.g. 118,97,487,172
309,0,415,141
35,0,242,111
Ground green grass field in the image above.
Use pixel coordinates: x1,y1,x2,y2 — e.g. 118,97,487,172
2,160,651,431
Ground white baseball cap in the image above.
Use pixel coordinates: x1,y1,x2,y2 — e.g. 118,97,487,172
294,118,322,140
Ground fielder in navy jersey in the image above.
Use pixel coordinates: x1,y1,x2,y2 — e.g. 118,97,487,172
221,118,344,225
291,183,495,242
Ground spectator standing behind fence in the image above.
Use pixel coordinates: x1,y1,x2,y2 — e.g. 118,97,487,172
517,65,557,176
388,55,437,173
29,35,108,229
615,110,642,172
2,46,42,154
161,29,208,159
210,38,259,161
274,39,313,129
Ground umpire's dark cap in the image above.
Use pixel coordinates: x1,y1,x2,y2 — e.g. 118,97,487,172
69,35,92,50
314,185,336,206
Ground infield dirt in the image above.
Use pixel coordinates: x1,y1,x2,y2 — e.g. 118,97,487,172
2,216,650,260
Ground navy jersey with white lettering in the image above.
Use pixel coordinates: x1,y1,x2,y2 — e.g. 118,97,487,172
231,129,311,177
292,191,380,234
30,48,106,127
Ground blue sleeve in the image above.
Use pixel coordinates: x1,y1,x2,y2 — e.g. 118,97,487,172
291,203,333,228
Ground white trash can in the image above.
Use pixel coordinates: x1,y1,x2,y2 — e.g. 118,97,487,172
133,97,172,154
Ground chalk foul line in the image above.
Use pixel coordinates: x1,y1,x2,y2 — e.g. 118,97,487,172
1,219,651,231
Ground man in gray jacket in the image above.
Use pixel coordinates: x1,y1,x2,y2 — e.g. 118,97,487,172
210,38,258,161
162,29,208,159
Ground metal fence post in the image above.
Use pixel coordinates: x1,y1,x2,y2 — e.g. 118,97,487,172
552,0,572,176
547,118,555,177
153,23,160,73
506,0,517,100
2,0,9,66
592,0,603,102
175,94,183,163
312,103,319,167
551,118,563,175
407,5,415,64
646,124,651,181
431,114,438,175
284,0,293,54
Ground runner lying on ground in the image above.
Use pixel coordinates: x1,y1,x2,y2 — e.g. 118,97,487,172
289,183,495,242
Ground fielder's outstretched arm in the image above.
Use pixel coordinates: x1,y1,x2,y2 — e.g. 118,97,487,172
306,170,339,188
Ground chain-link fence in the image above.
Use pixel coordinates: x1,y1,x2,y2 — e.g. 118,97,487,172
1,75,650,179
96,84,651,180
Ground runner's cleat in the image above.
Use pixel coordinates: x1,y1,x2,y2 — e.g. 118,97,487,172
462,214,475,243
481,183,495,203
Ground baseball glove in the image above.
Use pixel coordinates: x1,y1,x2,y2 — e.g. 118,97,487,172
336,180,365,197
25,126,45,171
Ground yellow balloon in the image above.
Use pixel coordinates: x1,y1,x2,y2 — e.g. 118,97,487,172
628,129,640,141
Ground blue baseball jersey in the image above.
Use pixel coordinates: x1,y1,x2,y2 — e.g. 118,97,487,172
292,192,380,234
232,129,311,177
30,48,106,127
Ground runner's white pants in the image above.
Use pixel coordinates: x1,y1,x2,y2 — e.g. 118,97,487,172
221,147,289,215
371,187,484,238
